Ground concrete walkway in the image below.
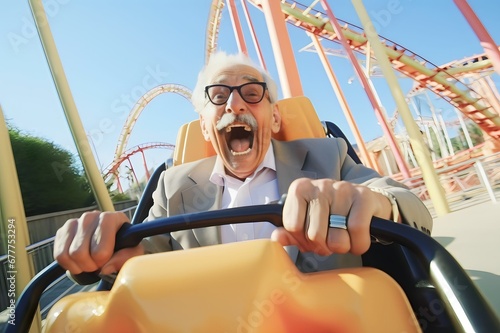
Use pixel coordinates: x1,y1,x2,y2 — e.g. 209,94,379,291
432,200,500,319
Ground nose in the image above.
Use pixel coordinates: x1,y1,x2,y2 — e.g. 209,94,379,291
225,89,246,114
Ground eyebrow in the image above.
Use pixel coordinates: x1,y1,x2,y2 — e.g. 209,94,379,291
211,74,261,85
242,75,260,82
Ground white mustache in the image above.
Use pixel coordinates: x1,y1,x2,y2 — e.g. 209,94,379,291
216,113,257,131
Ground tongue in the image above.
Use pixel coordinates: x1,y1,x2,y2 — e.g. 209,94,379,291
230,138,251,152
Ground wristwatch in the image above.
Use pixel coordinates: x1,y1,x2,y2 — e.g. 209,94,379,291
370,187,400,223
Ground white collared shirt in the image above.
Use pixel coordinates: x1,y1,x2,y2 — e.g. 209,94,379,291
209,145,279,243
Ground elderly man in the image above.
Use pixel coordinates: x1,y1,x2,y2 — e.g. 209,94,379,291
54,51,432,277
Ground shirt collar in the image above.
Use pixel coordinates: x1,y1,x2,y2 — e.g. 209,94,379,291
209,143,276,186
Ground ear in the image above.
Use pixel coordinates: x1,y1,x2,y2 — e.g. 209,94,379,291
271,103,281,134
199,114,211,141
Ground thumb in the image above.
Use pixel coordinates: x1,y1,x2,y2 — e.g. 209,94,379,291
271,227,296,247
100,244,144,275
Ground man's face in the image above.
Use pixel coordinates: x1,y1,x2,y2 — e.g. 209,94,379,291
200,64,281,180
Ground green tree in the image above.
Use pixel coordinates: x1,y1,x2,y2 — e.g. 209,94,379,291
455,121,485,150
9,127,94,216
465,122,485,145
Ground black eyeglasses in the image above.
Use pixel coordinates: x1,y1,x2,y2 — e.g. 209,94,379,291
205,82,267,105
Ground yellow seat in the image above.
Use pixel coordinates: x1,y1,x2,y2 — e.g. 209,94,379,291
43,240,421,333
172,96,326,166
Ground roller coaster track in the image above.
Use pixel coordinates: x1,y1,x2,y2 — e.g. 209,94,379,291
105,142,175,181
206,0,226,63
229,0,500,139
113,84,192,165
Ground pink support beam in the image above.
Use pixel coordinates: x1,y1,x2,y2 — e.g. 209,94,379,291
240,0,267,70
260,0,304,98
227,0,248,55
140,149,150,180
319,0,411,179
309,32,376,171
454,0,500,77
127,158,140,187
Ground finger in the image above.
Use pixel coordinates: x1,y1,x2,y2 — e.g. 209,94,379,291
326,228,351,254
54,218,82,274
282,179,317,250
320,181,353,254
90,211,130,267
100,244,144,275
68,211,102,273
305,196,331,255
329,181,354,216
271,228,312,254
344,188,373,255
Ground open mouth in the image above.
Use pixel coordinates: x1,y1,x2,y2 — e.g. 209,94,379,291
224,124,254,156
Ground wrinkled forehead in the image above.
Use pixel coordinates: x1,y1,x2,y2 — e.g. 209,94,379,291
209,64,264,85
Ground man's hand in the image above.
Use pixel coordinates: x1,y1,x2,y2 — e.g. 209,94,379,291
271,178,393,256
53,211,144,275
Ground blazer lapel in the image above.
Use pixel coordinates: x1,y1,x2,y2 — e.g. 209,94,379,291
273,139,317,195
181,157,223,247
272,139,317,263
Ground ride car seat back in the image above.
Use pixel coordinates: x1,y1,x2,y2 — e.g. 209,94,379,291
42,240,422,332
172,96,326,166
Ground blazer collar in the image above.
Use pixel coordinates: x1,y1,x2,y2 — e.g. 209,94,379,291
182,157,222,247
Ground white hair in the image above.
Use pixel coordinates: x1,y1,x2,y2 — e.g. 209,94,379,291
191,51,278,113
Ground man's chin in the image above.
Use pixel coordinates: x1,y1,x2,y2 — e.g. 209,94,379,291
223,150,260,178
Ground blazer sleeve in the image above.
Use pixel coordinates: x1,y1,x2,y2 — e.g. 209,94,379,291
335,138,433,235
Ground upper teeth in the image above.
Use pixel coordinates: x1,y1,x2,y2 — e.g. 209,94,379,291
225,125,252,132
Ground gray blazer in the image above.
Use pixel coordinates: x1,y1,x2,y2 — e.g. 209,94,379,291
144,137,433,272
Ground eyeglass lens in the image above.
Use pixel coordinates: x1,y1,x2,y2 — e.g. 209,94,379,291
206,82,265,105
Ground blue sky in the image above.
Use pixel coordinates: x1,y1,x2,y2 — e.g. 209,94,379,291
1,1,499,187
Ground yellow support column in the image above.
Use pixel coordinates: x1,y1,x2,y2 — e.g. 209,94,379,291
0,105,41,332
350,0,449,216
28,0,114,211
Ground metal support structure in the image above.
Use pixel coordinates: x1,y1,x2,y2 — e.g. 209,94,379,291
454,0,500,76
473,76,500,114
308,32,376,171
425,126,436,161
240,0,267,70
319,0,411,180
227,0,248,55
350,0,450,216
474,161,497,203
484,75,500,106
438,113,455,156
425,91,449,158
260,0,304,98
380,149,393,175
28,0,114,212
456,108,474,149
140,149,150,180
0,105,41,333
